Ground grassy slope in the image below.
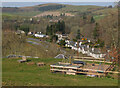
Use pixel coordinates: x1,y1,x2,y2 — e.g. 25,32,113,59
2,5,118,86
58,5,103,14
93,7,118,21
2,58,118,86
2,4,103,17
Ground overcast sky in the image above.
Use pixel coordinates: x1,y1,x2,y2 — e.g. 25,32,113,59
1,0,118,2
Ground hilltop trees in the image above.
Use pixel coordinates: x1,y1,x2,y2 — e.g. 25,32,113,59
38,5,65,12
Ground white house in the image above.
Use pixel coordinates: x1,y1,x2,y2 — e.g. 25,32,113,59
65,40,70,44
34,34,46,38
79,42,82,46
87,45,89,49
88,40,90,43
28,32,33,35
56,34,62,38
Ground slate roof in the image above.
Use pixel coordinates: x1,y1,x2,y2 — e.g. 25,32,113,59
54,54,68,59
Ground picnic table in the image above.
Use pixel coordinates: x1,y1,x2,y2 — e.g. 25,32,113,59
37,62,45,66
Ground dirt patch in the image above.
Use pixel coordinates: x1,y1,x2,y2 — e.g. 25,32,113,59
34,11,74,17
34,11,60,17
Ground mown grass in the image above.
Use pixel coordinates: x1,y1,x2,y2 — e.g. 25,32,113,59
2,58,118,86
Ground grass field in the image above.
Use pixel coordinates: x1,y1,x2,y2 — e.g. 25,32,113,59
2,58,118,86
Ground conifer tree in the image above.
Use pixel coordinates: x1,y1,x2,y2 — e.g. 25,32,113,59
91,16,95,23
76,29,81,40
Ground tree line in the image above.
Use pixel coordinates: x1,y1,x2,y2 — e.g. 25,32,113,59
46,20,65,35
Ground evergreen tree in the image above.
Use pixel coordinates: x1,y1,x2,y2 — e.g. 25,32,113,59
46,25,53,36
91,16,95,23
61,21,65,34
46,20,66,36
50,35,58,42
83,13,87,19
52,25,56,35
58,20,61,32
57,20,65,34
93,23,99,39
50,25,53,35
55,23,59,32
59,40,66,46
76,29,81,40
46,25,49,35
14,24,20,31
19,25,29,35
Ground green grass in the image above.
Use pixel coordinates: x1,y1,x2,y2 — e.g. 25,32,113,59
2,58,118,86
57,5,103,15
12,11,42,17
93,15,106,20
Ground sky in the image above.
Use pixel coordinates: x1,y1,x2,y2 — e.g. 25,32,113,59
1,0,118,2
1,2,116,7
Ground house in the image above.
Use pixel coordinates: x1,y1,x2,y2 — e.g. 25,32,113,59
65,40,70,44
56,33,68,43
62,34,68,39
56,33,63,40
34,32,46,38
34,34,46,38
65,13,74,16
49,19,59,23
56,33,68,40
30,18,33,21
63,34,106,59
28,32,33,35
70,41,106,58
16,30,25,35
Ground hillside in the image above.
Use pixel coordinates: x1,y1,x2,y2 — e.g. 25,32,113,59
2,31,78,57
2,3,105,16
2,3,119,86
2,3,118,55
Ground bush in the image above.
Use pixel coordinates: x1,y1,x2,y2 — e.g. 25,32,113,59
50,35,58,42
59,40,66,46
